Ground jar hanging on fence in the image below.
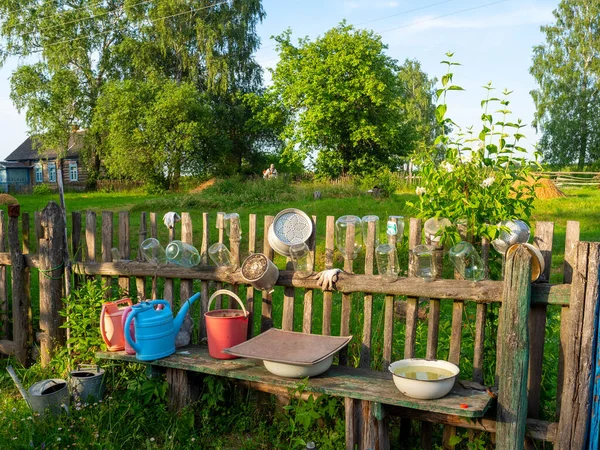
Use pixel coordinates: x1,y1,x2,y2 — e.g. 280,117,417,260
335,215,362,259
166,240,201,268
449,241,485,282
413,244,436,281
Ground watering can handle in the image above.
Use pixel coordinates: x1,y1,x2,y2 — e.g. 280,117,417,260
115,298,133,308
208,290,248,317
124,307,141,354
150,299,170,309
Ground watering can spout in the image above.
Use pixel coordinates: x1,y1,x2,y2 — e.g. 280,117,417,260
173,292,201,334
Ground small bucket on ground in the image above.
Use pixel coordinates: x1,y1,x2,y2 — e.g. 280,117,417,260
69,364,105,402
205,290,249,359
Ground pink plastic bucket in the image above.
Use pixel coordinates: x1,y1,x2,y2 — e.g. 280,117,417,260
205,290,249,359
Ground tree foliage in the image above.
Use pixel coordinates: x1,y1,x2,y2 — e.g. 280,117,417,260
265,23,419,178
530,0,600,169
0,0,271,186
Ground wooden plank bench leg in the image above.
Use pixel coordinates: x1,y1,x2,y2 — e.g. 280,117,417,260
166,367,202,414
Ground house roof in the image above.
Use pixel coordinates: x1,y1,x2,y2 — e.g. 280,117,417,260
5,132,85,162
0,161,31,169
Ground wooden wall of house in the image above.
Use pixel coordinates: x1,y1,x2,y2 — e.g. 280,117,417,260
35,159,87,187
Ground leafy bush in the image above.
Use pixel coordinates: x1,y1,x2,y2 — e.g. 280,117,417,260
33,184,52,195
355,167,401,197
55,279,120,369
407,53,541,244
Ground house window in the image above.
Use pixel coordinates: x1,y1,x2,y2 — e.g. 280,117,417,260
35,164,43,183
69,161,78,181
48,162,56,183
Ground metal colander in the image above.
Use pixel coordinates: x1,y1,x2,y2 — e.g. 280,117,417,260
274,211,312,244
268,208,313,257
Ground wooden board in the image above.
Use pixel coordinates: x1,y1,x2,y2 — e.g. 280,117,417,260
97,345,494,418
69,260,570,305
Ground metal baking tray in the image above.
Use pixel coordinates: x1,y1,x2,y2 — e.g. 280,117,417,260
223,328,352,366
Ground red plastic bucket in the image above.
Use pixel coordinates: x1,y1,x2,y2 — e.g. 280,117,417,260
205,290,249,359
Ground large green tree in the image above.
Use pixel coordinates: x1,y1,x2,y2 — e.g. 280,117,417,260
530,0,600,169
397,58,439,157
265,23,414,177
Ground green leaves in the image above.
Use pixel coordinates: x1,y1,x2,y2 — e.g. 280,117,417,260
435,104,447,123
408,54,539,245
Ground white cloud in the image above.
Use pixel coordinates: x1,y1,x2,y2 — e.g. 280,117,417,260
380,4,554,36
344,0,399,11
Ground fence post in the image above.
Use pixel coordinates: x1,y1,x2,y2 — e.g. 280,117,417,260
557,242,600,449
7,204,28,365
38,201,66,367
496,244,531,449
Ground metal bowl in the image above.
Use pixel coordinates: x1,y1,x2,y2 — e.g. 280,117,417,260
389,358,459,400
505,243,545,282
491,220,531,254
268,208,313,257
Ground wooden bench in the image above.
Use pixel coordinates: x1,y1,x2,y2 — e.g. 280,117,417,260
86,213,599,449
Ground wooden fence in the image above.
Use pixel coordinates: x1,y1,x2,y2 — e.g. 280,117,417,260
534,172,600,187
0,201,599,449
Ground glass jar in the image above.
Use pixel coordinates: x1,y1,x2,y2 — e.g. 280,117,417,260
449,241,485,281
140,238,167,265
361,215,380,247
335,215,362,259
208,242,233,269
424,217,451,244
376,243,399,282
224,213,242,238
387,215,405,242
166,240,201,268
413,244,436,281
289,243,314,278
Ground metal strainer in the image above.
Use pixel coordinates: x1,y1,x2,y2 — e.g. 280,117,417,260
268,208,313,256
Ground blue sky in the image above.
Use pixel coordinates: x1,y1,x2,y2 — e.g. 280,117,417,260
0,0,557,161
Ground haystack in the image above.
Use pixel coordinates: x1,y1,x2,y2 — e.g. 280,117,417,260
0,194,19,205
190,178,216,193
513,176,565,200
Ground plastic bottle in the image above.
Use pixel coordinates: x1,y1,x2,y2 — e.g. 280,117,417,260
165,240,201,268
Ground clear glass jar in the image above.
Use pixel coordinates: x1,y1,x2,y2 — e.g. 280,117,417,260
140,238,167,265
208,242,233,269
449,241,485,281
335,215,362,259
413,244,436,281
224,213,242,237
376,243,399,282
361,215,380,247
289,243,314,278
166,240,201,268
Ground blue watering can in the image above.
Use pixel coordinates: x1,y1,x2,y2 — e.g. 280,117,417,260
124,293,201,361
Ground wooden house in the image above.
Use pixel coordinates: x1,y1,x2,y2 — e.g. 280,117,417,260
1,132,87,193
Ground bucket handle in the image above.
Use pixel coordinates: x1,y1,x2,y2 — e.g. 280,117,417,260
208,290,248,317
76,364,101,373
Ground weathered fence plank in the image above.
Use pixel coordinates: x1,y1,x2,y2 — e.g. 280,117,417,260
136,212,147,301
246,214,257,339
39,202,65,366
200,213,209,340
496,245,532,449
178,212,194,347
322,216,334,335
557,220,579,419
557,242,600,449
0,210,7,339
118,211,130,294
528,221,554,420
261,215,274,332
302,215,317,334
101,211,113,298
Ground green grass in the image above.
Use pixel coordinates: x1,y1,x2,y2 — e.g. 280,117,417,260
3,181,599,448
